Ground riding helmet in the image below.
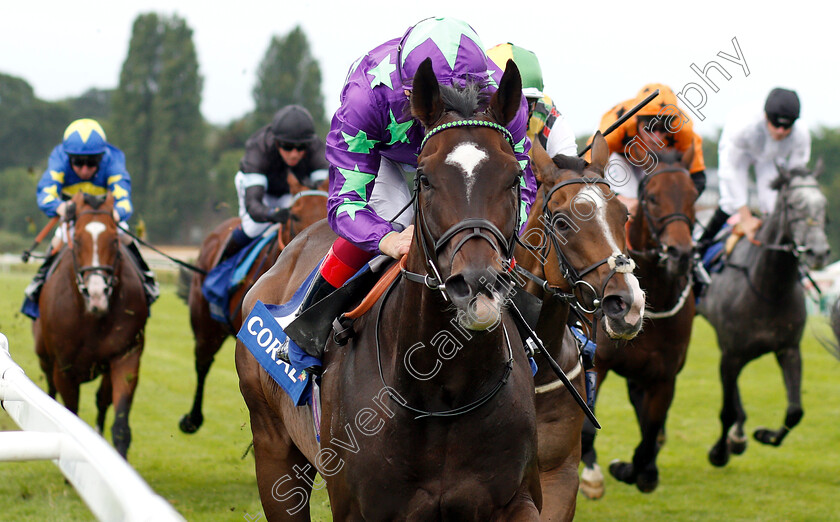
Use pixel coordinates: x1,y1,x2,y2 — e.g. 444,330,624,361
63,118,107,155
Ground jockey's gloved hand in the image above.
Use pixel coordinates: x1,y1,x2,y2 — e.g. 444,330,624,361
269,207,290,223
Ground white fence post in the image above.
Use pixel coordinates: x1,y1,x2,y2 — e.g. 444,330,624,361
0,333,185,522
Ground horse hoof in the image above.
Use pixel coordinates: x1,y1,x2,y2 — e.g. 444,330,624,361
753,427,780,446
708,443,729,467
179,414,202,434
636,471,659,493
608,460,636,485
579,464,605,500
727,435,747,455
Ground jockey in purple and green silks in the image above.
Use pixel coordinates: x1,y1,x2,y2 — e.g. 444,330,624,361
324,17,536,258
277,17,537,366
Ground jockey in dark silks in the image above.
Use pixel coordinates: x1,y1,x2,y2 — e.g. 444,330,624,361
22,118,158,319
221,105,329,261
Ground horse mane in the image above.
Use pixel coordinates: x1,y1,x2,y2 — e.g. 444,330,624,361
770,165,813,190
439,81,490,118
657,150,682,165
82,193,107,209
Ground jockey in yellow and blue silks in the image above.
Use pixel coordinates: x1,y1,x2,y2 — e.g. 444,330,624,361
23,119,158,318
37,119,133,221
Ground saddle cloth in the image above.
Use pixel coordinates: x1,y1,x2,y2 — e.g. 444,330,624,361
203,228,278,324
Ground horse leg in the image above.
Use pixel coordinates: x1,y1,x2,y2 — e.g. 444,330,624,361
579,367,608,500
95,373,113,434
754,346,803,447
609,379,675,492
179,319,228,434
727,386,748,455
109,342,143,459
539,452,580,521
52,367,80,414
709,352,747,467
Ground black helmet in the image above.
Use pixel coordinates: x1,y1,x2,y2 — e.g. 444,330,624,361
271,105,317,144
764,88,800,128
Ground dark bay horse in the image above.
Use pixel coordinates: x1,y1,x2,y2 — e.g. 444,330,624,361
237,59,542,520
699,162,829,467
33,191,148,458
580,148,698,496
515,137,645,520
179,174,328,434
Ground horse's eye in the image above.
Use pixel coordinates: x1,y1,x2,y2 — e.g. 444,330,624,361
291,214,301,222
647,195,658,205
419,174,431,188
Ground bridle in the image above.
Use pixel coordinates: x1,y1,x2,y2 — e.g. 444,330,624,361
515,177,636,334
378,117,521,419
68,208,120,304
401,118,521,302
631,166,695,263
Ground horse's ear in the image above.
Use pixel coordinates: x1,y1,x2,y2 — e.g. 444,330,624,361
814,157,825,179
681,142,695,170
488,59,522,126
529,138,553,184
287,173,304,194
410,58,444,128
588,131,609,175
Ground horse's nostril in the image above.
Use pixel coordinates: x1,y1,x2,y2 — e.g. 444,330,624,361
445,274,471,302
601,295,627,318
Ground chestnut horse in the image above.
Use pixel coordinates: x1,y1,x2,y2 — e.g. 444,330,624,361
515,138,645,520
179,175,328,434
580,148,698,496
237,59,542,520
33,192,148,458
700,163,829,466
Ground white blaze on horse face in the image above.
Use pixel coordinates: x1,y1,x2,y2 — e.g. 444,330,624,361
445,142,487,202
84,222,109,312
580,185,646,330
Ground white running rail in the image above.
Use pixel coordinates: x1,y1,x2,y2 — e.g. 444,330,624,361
0,333,185,522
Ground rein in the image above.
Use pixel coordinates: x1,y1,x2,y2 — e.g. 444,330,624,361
374,276,515,420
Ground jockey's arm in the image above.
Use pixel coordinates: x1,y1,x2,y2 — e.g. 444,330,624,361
243,184,284,223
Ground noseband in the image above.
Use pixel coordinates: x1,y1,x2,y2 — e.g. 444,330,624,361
402,119,521,301
69,208,120,303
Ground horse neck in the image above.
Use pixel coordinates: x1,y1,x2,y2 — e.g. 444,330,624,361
629,210,689,308
749,203,800,292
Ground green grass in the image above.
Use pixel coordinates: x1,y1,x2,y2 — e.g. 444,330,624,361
1,268,839,520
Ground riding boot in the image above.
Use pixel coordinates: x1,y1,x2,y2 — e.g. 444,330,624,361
126,240,160,306
218,226,251,264
24,251,58,302
696,207,730,256
276,273,337,364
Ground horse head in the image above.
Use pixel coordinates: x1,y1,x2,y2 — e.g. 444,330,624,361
66,191,121,316
525,134,645,340
634,146,698,277
409,57,523,331
770,159,830,269
282,173,329,244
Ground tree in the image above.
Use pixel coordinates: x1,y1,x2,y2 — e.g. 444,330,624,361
0,73,69,171
111,13,208,242
252,26,328,137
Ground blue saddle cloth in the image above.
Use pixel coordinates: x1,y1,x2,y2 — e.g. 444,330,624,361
202,229,278,324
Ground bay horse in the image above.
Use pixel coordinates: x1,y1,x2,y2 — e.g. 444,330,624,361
237,59,542,520
580,148,698,496
699,162,829,467
515,137,645,520
33,191,148,458
179,174,328,434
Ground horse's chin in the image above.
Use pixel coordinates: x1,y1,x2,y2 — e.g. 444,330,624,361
458,293,503,331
